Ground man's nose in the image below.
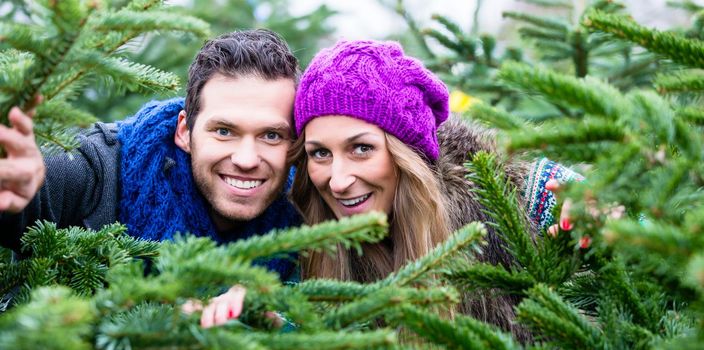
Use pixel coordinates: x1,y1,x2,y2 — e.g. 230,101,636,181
329,158,355,193
231,137,260,171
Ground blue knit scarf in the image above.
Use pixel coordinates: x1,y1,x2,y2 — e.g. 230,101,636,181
117,98,301,279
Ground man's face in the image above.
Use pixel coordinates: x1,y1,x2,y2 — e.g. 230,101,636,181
175,74,295,231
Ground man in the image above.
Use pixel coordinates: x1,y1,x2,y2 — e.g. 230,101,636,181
0,29,301,279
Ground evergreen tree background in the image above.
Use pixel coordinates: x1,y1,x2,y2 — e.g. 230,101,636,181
2,0,704,348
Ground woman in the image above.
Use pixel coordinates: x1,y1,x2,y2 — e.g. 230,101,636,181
288,39,582,339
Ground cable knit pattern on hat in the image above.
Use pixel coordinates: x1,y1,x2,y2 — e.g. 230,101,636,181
295,40,449,161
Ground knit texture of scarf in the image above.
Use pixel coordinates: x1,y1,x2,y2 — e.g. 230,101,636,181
117,98,301,279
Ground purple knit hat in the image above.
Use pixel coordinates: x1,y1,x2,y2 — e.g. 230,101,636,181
294,40,449,161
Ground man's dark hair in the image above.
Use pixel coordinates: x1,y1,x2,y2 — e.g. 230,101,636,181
185,29,300,129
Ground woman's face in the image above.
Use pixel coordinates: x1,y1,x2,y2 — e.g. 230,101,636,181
304,116,398,218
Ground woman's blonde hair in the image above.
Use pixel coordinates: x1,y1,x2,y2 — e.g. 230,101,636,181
289,132,451,282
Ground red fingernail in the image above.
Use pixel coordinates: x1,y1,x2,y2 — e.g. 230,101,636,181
579,236,592,249
560,218,573,231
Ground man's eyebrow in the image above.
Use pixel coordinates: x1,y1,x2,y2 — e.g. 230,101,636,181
205,118,291,132
205,117,240,130
267,122,292,132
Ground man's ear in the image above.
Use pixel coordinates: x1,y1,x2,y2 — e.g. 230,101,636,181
174,110,191,153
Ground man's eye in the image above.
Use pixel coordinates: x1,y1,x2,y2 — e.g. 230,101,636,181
264,131,282,141
353,144,373,155
216,128,230,136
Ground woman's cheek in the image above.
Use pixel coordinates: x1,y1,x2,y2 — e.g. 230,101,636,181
307,163,329,190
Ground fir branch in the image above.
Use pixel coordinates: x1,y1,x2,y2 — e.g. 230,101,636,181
583,10,704,69
0,50,34,100
599,261,658,330
649,158,691,213
498,61,629,120
571,29,589,77
375,222,486,288
676,106,704,125
684,253,704,294
34,99,97,127
96,302,199,350
558,272,600,311
34,127,82,154
667,0,704,12
518,0,573,8
445,263,535,294
603,219,692,258
125,0,166,11
503,11,570,33
628,90,676,145
393,308,485,349
0,286,94,350
466,101,526,130
431,14,463,39
153,237,283,296
533,40,574,60
655,69,704,92
41,70,90,101
464,151,537,269
323,287,459,329
673,116,704,162
391,0,434,58
295,279,371,302
393,305,521,350
105,260,282,307
0,23,46,57
94,10,210,38
24,1,95,109
518,26,569,42
226,212,388,262
505,118,625,153
536,142,616,163
516,284,602,348
85,55,180,93
481,34,497,64
246,330,397,350
422,28,464,53
253,287,324,332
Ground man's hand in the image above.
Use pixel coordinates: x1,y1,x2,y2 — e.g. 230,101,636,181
0,96,45,213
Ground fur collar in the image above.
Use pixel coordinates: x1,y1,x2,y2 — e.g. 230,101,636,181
436,115,533,341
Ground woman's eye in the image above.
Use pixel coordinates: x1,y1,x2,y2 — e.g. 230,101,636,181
216,128,230,136
309,149,330,159
353,144,373,155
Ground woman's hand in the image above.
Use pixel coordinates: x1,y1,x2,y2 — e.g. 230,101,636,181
544,178,624,249
545,179,573,237
182,285,246,328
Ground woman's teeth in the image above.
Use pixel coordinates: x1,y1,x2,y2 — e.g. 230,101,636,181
340,193,371,206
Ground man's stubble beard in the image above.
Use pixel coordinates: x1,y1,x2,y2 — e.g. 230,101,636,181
190,156,283,224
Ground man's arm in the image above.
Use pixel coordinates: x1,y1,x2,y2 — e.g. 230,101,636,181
0,103,103,252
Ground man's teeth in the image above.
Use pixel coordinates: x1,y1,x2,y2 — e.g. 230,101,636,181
340,194,370,206
225,177,263,189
